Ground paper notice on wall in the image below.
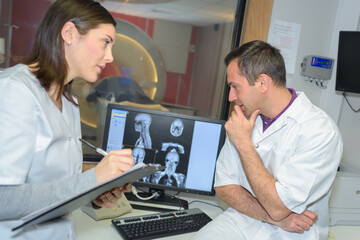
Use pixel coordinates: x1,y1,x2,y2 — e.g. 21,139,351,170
267,19,301,74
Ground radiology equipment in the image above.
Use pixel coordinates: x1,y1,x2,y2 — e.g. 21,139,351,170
72,17,167,154
102,104,226,210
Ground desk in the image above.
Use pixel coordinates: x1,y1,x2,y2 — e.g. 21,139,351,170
73,193,360,240
328,225,360,240
73,193,226,240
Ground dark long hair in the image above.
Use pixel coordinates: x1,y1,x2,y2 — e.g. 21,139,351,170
224,40,287,87
21,0,116,105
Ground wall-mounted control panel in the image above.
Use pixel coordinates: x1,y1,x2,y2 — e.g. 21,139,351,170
301,55,334,80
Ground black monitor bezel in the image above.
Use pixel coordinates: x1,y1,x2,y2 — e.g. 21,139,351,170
335,31,360,94
102,104,226,196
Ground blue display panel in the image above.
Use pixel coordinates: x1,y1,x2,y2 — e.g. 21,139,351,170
106,109,128,151
311,56,333,69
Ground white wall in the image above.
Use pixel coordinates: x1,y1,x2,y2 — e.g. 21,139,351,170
270,0,360,171
270,0,338,106
327,0,360,172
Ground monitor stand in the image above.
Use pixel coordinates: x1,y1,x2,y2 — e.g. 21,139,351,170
124,188,189,212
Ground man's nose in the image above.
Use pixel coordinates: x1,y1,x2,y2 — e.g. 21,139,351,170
228,88,237,102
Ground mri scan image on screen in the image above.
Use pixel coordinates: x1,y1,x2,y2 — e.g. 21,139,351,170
102,104,226,210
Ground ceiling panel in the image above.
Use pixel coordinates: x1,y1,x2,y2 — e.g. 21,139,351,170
99,0,238,27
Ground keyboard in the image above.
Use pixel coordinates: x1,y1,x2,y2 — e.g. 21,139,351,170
111,208,212,240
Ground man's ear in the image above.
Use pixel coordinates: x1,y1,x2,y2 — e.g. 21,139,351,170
257,73,270,94
61,22,77,45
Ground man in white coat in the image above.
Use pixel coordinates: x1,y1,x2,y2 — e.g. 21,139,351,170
191,40,343,240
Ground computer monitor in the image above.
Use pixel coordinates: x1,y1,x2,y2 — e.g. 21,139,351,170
335,31,360,94
102,104,226,210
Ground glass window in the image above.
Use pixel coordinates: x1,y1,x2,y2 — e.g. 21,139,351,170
0,0,14,70
1,0,245,159
73,0,243,156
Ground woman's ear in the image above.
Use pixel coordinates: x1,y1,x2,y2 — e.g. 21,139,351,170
61,22,76,46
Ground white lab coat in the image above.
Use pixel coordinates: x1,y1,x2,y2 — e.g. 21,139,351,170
192,92,343,240
0,64,83,239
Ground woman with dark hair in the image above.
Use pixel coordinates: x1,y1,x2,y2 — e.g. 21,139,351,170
0,0,133,239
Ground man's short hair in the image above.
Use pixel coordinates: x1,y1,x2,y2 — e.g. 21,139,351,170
224,40,287,87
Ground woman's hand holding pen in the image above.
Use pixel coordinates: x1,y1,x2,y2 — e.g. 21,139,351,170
79,138,133,183
93,149,134,184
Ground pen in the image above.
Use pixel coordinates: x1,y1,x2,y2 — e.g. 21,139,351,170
79,138,108,156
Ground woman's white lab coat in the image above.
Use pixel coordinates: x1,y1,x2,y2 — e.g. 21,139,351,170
0,64,83,239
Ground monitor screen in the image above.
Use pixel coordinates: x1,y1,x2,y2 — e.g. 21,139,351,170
102,104,226,198
335,31,360,94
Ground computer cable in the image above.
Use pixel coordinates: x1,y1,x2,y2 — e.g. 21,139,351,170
131,186,158,200
343,92,360,112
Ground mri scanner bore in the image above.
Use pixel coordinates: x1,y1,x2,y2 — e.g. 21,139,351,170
72,18,167,155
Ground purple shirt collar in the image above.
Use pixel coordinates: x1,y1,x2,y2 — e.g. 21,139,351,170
260,88,297,132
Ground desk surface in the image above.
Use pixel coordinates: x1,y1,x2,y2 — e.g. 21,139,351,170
73,194,225,240
73,194,360,240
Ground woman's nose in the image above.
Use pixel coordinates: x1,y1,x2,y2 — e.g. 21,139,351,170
105,48,114,63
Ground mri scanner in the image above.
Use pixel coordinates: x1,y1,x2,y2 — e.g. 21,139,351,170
73,18,168,152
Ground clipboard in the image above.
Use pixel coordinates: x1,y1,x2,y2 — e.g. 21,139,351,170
12,163,164,231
